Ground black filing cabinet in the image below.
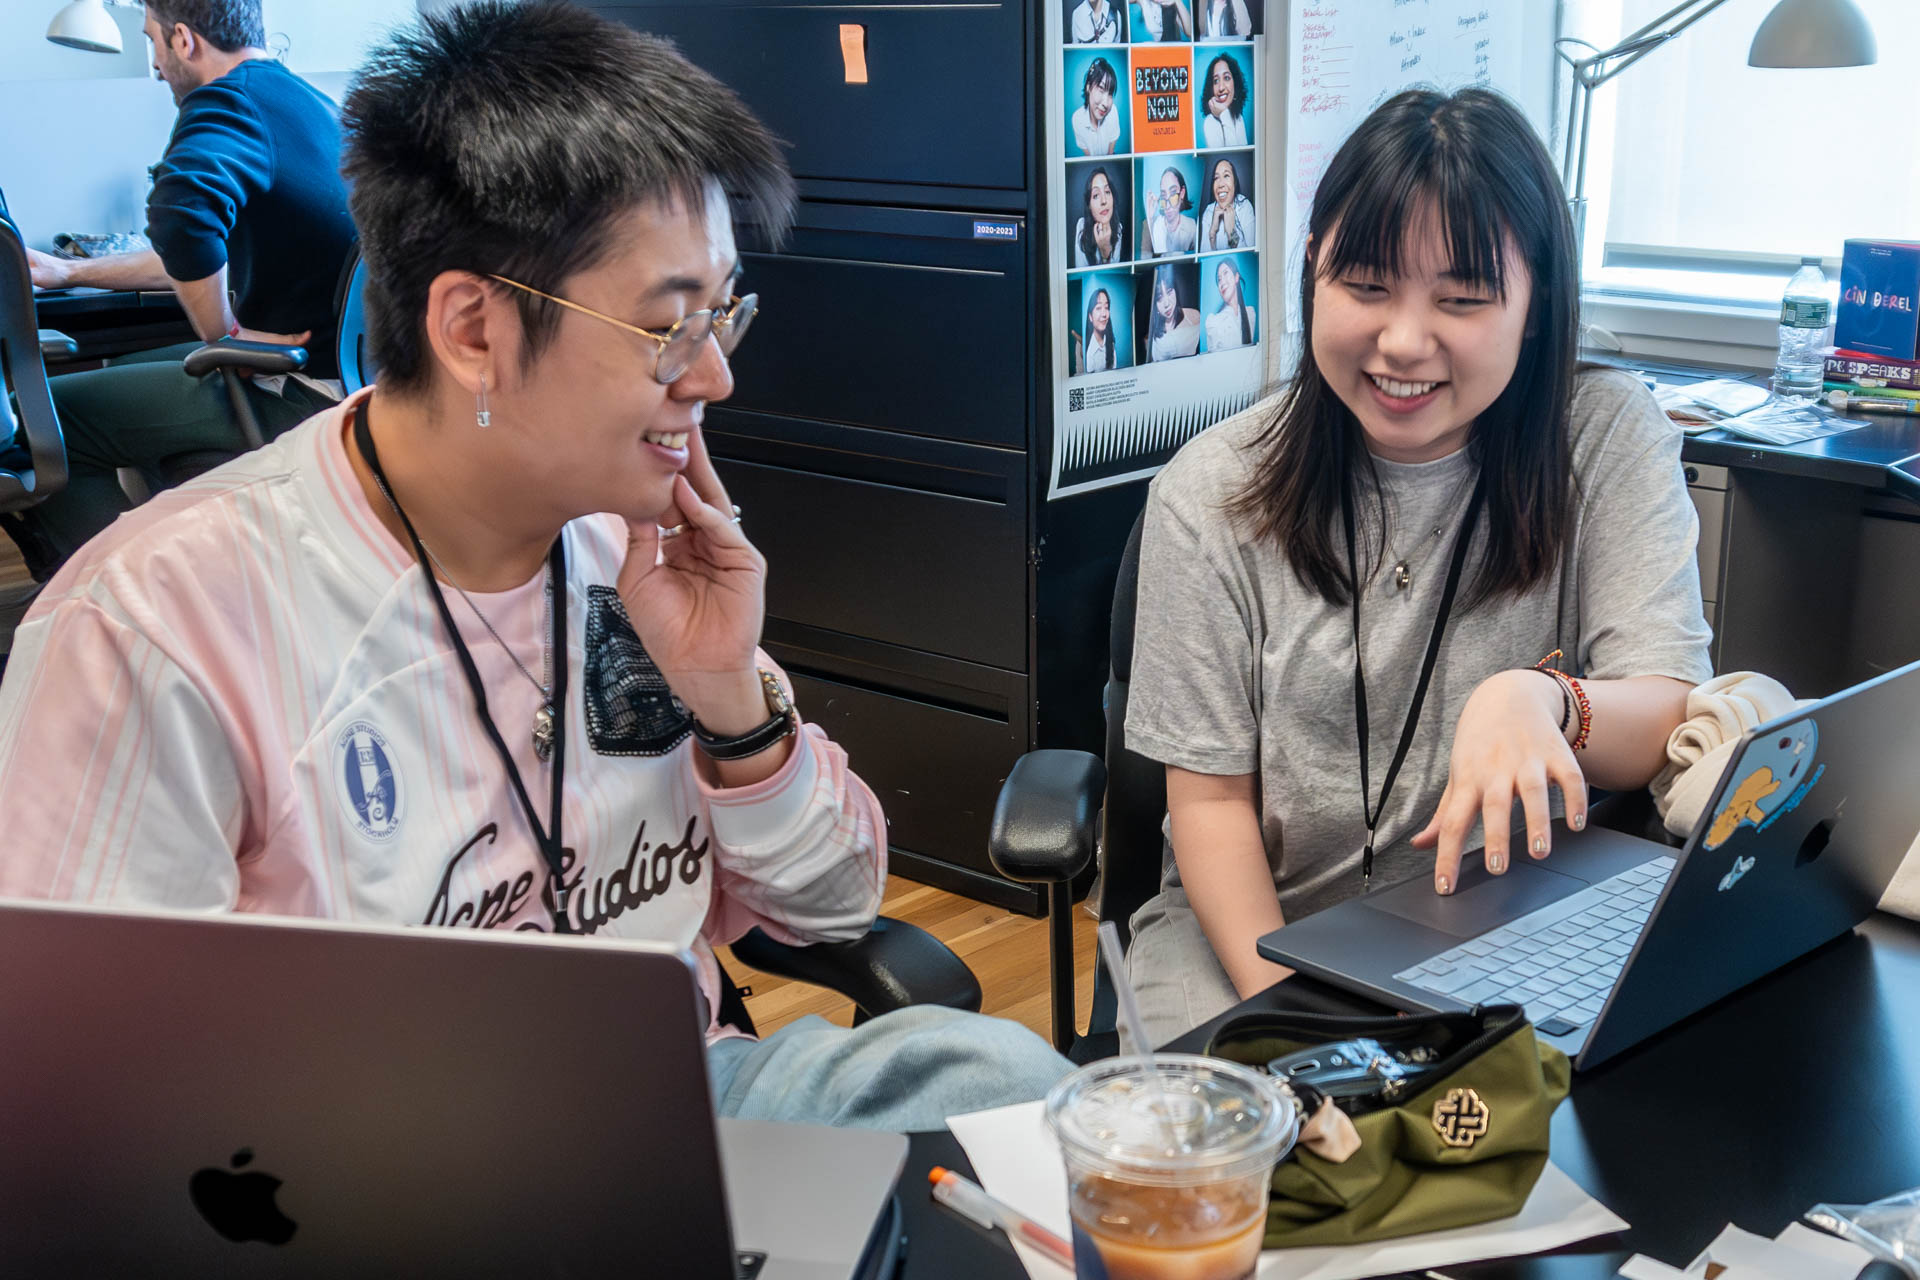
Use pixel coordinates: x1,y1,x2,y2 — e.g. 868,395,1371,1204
593,0,1143,912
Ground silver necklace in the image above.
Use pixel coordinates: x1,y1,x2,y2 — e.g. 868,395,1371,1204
371,475,557,762
1381,468,1476,593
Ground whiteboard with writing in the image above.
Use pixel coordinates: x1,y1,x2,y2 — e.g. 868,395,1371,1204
1284,1,1530,320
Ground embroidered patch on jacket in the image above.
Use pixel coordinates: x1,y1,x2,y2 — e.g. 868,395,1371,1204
583,585,692,756
335,720,402,840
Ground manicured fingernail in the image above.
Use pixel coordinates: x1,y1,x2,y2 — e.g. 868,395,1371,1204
1436,875,1452,895
1532,835,1548,857
1488,853,1506,873
1572,812,1587,831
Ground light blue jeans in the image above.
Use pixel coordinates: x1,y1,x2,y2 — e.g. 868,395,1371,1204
707,1005,1072,1131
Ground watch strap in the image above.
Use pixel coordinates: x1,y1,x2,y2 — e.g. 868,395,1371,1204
689,669,797,761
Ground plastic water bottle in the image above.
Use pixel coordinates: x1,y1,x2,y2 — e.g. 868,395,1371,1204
1773,256,1832,398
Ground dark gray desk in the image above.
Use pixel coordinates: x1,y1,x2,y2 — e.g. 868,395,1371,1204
33,287,191,361
1591,357,1920,699
900,912,1920,1278
32,286,180,316
1686,418,1920,498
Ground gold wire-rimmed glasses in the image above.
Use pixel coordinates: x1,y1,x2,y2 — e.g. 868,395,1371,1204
488,274,758,386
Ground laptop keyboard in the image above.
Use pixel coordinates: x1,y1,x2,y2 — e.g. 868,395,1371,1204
1391,856,1672,1033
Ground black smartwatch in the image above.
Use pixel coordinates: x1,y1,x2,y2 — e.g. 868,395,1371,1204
690,669,797,761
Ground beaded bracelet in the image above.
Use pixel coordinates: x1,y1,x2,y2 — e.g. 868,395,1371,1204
1534,650,1593,751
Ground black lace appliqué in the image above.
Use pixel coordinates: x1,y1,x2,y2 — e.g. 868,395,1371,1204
583,585,693,756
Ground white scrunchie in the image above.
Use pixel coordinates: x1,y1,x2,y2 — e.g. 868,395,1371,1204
1650,671,1803,837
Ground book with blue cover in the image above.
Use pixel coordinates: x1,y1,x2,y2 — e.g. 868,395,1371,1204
1837,239,1920,362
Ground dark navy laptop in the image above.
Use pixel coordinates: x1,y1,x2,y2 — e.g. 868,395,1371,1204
1261,660,1920,1070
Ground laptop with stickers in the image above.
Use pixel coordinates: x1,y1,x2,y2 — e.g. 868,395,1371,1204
0,901,906,1278
1259,659,1920,1071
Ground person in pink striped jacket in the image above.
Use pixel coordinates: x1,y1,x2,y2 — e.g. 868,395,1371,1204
0,0,1066,1130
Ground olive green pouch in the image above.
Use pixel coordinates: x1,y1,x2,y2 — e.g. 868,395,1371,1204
1206,1003,1570,1248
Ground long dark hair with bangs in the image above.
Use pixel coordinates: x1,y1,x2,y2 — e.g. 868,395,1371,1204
1228,87,1579,610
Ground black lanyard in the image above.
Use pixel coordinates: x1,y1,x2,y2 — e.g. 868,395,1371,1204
1341,468,1487,888
352,402,574,932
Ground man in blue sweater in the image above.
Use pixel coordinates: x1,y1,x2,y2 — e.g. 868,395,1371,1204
14,0,354,577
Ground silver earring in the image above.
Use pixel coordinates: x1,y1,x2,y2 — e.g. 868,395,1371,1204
475,373,492,429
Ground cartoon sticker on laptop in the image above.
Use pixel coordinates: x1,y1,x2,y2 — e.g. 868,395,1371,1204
1704,718,1821,853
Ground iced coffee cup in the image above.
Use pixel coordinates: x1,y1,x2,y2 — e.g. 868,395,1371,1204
1044,1054,1296,1280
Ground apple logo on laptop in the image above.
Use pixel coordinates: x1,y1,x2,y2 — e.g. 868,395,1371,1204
1796,815,1838,868
189,1148,298,1245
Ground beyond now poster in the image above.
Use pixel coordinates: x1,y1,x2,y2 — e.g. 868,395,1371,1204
1050,0,1269,497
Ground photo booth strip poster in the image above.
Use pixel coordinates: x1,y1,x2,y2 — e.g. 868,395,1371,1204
1052,0,1267,498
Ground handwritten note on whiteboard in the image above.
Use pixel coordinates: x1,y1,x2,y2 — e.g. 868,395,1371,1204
1285,1,1524,315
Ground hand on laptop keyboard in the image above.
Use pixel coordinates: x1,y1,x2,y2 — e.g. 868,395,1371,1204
1410,670,1592,894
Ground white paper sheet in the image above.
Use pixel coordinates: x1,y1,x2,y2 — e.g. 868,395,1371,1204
1692,1223,1871,1280
947,1100,1628,1280
1772,1222,1875,1276
1618,1220,1871,1280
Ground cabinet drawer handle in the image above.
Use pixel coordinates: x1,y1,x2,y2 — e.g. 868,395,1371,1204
1684,466,1700,484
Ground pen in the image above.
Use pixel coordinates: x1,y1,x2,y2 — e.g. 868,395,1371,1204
927,1166,1076,1270
1827,389,1920,415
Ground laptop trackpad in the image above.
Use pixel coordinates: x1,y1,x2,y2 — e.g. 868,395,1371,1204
1367,860,1588,939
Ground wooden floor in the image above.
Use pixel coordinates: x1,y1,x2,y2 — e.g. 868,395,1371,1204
723,875,1100,1042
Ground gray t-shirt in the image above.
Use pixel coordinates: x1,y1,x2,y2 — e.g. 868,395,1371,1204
1125,368,1715,922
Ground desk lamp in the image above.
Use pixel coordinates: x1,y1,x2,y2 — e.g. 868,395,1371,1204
45,0,124,55
1559,0,1878,243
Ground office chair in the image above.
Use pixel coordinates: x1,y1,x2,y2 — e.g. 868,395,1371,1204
178,336,307,452
335,245,373,393
721,915,985,1033
987,510,1153,1060
150,248,366,484
0,206,73,518
988,510,1685,1058
227,242,372,398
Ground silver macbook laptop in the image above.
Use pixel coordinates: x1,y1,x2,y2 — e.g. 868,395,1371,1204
1261,659,1920,1070
0,901,906,1278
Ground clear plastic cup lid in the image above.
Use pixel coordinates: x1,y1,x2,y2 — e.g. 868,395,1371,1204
1044,1053,1297,1185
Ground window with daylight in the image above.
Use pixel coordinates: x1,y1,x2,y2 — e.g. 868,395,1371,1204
1564,0,1916,311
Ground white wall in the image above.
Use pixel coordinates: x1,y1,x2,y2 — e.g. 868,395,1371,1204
0,0,417,249
0,77,176,247
262,0,418,76
0,1,169,248
0,2,148,82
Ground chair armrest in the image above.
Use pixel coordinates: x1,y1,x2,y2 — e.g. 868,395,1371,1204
183,337,308,378
37,329,78,364
729,917,982,1019
988,749,1106,884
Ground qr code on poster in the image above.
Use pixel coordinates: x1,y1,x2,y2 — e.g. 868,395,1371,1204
1068,387,1085,412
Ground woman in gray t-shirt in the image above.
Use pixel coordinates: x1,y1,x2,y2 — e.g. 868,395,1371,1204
1124,88,1713,1044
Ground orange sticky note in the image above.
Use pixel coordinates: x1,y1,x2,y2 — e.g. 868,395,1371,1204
839,24,868,84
